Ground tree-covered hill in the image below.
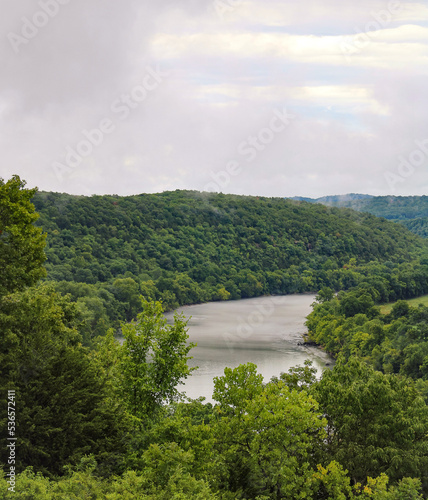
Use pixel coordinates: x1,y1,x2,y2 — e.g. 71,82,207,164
294,194,428,237
31,190,428,341
32,190,424,283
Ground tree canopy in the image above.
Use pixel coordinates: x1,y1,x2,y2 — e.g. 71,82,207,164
2,177,428,498
296,194,428,238
0,175,46,296
29,190,428,342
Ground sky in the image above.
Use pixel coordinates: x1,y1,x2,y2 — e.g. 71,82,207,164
1,0,428,198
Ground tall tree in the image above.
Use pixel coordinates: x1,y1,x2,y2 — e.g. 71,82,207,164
0,285,126,476
0,175,46,296
108,299,196,424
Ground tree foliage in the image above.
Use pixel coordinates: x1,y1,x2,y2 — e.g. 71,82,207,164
212,363,347,499
2,178,428,497
311,358,428,487
300,194,428,238
0,285,126,476
307,285,428,381
0,176,46,296
30,190,428,340
99,299,196,424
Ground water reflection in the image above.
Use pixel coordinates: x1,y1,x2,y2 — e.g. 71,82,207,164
166,295,333,402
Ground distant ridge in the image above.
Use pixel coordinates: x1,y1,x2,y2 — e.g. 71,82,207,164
288,194,428,238
290,194,373,203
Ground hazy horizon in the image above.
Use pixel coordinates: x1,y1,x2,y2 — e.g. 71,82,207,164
32,187,426,200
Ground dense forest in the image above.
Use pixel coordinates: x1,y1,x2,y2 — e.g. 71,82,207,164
3,175,428,498
294,194,428,238
31,189,428,344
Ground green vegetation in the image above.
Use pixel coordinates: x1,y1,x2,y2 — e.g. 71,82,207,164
311,358,428,485
31,189,428,344
0,176,46,296
307,284,428,381
101,300,196,424
295,194,428,238
3,176,428,498
380,294,428,314
2,363,427,498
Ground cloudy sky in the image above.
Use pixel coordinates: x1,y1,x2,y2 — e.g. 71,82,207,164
1,0,428,197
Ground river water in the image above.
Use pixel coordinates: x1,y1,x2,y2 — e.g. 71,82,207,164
165,294,333,402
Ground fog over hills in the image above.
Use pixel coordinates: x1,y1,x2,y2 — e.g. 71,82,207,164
288,194,428,238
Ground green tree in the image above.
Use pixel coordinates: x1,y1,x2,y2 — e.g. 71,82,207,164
390,300,410,320
0,285,125,476
270,359,318,392
315,286,334,303
116,299,196,424
212,363,349,499
339,291,375,318
110,277,142,321
0,453,218,499
311,358,428,488
0,175,46,296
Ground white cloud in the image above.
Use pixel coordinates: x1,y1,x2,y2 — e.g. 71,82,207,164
396,2,428,22
347,23,428,42
209,0,424,28
289,86,391,115
193,83,390,115
1,0,428,197
151,25,428,72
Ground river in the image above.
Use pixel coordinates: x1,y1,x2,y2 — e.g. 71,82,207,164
165,294,333,402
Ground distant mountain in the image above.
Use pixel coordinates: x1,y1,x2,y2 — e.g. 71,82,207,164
316,194,374,204
291,194,373,204
288,194,428,238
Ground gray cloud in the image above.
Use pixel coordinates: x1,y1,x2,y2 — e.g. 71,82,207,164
1,0,427,197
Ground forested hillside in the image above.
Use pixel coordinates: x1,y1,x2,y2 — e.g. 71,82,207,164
31,190,428,342
3,176,428,498
34,190,422,286
294,194,428,237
